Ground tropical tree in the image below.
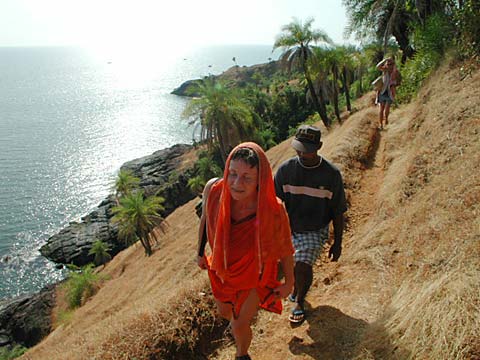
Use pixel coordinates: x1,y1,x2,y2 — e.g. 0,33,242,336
111,190,165,256
183,77,254,164
343,0,416,62
273,17,333,127
114,169,140,203
88,240,112,266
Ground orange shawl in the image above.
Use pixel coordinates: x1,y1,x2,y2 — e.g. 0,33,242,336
205,142,293,315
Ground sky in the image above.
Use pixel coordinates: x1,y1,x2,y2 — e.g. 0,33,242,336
0,0,352,53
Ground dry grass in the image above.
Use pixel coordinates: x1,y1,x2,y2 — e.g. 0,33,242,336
21,60,480,360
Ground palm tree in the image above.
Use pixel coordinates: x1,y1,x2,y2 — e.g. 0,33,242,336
114,170,140,203
273,17,333,127
88,240,112,266
187,176,205,195
183,77,254,164
111,190,165,256
343,0,416,62
338,45,357,112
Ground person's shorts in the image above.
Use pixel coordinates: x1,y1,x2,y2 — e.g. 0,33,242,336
378,91,393,104
292,227,329,266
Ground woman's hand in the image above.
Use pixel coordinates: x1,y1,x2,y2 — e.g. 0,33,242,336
273,281,294,299
197,255,208,270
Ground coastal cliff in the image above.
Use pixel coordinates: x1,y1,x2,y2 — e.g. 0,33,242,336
40,144,198,267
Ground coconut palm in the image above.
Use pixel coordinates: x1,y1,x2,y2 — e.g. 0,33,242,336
273,17,333,127
183,77,254,164
343,0,415,62
114,170,140,203
88,240,112,266
111,190,165,256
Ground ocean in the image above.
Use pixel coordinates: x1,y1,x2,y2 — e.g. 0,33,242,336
0,44,278,300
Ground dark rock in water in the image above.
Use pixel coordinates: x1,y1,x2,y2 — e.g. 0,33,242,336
40,195,121,266
0,284,56,348
40,143,198,266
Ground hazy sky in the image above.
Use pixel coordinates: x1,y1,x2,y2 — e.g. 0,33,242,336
0,0,351,51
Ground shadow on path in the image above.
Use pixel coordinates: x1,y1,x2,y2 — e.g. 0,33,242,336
288,304,410,359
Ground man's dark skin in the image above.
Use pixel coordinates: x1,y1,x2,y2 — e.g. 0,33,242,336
290,145,343,318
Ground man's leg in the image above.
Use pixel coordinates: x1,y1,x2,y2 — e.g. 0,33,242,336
294,261,313,310
231,289,259,357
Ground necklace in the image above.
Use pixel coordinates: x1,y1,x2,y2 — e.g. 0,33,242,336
298,156,323,169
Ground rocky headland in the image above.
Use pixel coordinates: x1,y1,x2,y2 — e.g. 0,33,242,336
40,143,199,267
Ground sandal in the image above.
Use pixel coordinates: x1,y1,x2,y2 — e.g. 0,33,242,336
287,294,296,302
236,355,252,360
289,308,305,323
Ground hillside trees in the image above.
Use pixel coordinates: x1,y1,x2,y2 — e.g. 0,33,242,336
183,77,255,164
274,17,333,127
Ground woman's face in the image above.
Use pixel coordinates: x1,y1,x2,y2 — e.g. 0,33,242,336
227,159,259,202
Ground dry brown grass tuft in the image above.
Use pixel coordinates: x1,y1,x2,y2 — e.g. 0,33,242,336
95,280,228,360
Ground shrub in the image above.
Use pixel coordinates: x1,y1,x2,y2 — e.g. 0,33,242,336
63,264,106,309
396,13,454,103
88,240,112,266
0,345,27,360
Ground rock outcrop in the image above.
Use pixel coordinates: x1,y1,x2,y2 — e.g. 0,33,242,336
171,60,281,97
0,284,56,348
40,144,198,266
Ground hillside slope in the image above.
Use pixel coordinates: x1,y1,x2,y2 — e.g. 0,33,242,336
22,61,479,360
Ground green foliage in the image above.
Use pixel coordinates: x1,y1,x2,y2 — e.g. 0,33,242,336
63,264,106,309
115,170,140,199
88,240,112,266
187,176,205,195
254,128,277,151
396,14,453,103
453,0,480,60
111,190,165,256
412,13,453,57
56,309,74,326
0,345,28,360
183,77,255,163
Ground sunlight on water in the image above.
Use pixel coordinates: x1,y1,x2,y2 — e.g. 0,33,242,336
0,45,277,300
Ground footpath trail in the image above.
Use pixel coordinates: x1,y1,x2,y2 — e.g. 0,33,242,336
212,109,394,360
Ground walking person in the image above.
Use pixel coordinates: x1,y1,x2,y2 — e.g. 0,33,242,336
376,57,401,129
197,142,295,359
274,125,347,323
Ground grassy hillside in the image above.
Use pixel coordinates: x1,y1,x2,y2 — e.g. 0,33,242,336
21,60,479,360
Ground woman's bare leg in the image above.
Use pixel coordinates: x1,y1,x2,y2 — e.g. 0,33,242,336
384,102,391,125
379,103,385,129
215,299,233,320
230,289,259,357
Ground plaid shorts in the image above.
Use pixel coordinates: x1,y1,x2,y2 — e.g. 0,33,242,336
292,227,329,266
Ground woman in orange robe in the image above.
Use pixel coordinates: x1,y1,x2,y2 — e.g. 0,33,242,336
197,142,294,360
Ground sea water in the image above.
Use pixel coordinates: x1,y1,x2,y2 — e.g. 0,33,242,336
0,45,278,300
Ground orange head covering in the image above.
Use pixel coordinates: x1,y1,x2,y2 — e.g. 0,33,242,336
206,142,293,282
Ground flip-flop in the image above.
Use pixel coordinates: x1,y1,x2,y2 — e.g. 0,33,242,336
289,308,305,323
287,294,296,302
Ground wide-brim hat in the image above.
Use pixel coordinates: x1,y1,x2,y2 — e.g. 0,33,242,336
291,125,321,153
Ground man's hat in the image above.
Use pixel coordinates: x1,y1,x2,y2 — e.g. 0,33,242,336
291,125,321,153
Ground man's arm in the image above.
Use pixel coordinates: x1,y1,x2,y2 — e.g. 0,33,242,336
196,178,218,269
376,58,388,70
328,213,344,261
